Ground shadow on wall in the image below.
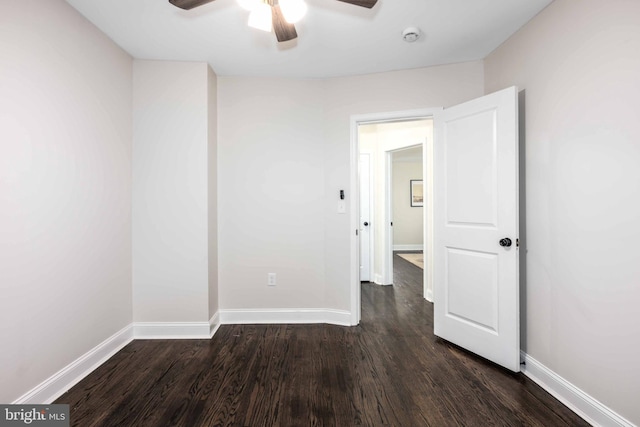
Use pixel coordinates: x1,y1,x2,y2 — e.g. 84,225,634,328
519,89,527,354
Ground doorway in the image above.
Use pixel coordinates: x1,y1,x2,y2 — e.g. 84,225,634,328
351,110,438,325
350,88,520,373
390,145,424,284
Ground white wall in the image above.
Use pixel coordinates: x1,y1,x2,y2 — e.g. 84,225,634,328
132,60,214,323
217,77,327,311
392,149,424,249
485,0,640,423
218,63,483,313
0,0,133,403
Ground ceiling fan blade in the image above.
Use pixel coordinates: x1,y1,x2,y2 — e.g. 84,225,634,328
168,0,216,10
336,0,378,8
271,5,298,42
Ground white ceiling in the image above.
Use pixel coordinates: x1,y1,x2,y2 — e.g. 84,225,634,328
65,0,552,79
393,146,423,163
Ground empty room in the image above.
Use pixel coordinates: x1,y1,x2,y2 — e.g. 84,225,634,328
1,0,639,426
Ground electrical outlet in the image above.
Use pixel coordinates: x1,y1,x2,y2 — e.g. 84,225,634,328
267,273,276,286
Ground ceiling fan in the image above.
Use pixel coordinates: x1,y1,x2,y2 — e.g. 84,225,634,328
168,0,378,43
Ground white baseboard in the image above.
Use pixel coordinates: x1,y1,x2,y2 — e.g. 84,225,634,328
13,324,134,405
220,308,352,327
393,244,423,251
521,352,635,427
209,311,221,338
374,274,383,285
425,288,433,302
133,320,214,339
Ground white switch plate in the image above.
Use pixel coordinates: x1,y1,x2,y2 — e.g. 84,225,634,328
337,201,346,214
267,273,276,286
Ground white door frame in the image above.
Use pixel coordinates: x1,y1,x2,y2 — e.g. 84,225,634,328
384,151,393,286
350,108,441,325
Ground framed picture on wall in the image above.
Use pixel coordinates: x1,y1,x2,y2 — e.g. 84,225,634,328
410,180,424,207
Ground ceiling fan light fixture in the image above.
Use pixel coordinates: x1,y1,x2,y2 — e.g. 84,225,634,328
279,0,308,24
237,0,260,11
248,2,272,32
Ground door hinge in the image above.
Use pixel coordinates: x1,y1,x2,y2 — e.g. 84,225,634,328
356,229,359,236
516,238,520,247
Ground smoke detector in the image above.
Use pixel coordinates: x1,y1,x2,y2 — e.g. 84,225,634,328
402,27,421,43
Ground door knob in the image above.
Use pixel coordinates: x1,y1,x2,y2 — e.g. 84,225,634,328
363,222,369,226
499,238,512,247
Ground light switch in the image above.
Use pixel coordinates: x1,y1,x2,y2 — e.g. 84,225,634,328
337,201,346,214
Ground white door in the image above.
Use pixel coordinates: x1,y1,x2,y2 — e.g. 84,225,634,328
359,153,372,282
433,86,520,372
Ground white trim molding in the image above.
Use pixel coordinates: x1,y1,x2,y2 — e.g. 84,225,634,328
220,309,352,327
13,325,134,405
393,244,423,251
425,288,433,303
521,352,635,427
133,321,214,339
209,311,221,338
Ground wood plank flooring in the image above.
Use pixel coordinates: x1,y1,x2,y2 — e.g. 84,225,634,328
56,254,589,426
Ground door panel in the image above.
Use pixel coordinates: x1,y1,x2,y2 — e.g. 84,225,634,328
434,86,519,372
446,248,498,332
445,109,497,227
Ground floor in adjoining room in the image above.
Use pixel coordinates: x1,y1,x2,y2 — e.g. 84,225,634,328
56,253,588,426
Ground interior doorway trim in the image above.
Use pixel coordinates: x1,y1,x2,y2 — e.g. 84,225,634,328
385,144,424,286
384,150,393,286
350,108,442,325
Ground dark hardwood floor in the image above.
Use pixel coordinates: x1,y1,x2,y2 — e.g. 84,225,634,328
56,254,589,426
